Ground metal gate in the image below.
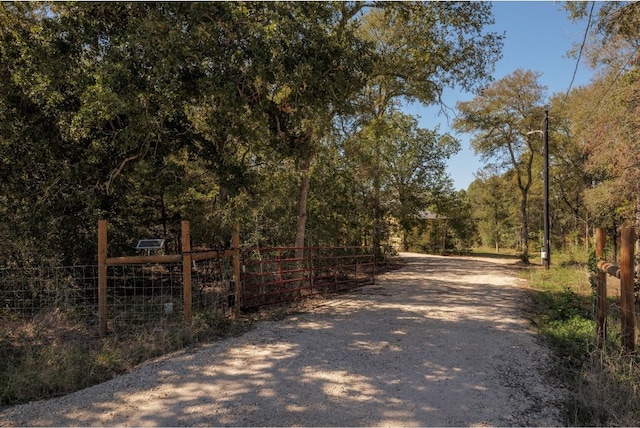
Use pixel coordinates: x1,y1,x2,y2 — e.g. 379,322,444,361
241,246,375,310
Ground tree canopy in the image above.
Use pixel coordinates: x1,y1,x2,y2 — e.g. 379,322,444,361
454,69,547,261
0,2,503,264
460,1,640,259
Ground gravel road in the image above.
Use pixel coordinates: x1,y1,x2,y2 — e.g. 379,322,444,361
1,252,566,427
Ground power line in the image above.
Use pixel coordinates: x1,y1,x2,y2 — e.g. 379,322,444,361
564,1,595,102
586,43,640,117
564,1,640,118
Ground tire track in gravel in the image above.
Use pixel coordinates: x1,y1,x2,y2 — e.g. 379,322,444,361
1,252,566,427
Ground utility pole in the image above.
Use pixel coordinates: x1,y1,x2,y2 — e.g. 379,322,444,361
543,108,550,269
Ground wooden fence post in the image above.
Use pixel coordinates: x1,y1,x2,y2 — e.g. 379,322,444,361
595,227,607,347
355,248,359,287
181,221,192,326
98,220,108,337
620,227,635,353
232,222,241,319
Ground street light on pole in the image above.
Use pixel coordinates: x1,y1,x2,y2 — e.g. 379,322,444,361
526,108,550,269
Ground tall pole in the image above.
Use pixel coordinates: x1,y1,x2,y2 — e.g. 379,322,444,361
543,109,550,269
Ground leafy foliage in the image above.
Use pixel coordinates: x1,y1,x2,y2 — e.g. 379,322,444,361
454,69,547,260
0,2,503,263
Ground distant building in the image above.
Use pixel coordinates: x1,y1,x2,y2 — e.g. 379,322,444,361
390,210,449,253
416,210,442,221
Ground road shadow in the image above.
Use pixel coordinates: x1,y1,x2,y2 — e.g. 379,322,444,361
2,253,564,427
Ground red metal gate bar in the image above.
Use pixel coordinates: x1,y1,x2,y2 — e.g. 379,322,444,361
241,246,374,310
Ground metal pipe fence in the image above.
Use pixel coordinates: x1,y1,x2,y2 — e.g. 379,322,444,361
241,246,375,310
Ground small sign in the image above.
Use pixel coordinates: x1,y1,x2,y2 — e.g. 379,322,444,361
136,239,165,250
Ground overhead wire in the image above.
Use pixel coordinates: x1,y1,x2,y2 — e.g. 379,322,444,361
564,1,640,119
564,1,595,102
580,40,640,121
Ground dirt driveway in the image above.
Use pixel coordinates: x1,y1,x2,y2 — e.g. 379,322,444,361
1,252,565,427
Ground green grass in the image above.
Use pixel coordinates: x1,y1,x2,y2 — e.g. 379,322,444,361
521,248,640,426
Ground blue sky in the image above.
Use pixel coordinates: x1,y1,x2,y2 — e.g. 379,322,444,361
404,1,599,191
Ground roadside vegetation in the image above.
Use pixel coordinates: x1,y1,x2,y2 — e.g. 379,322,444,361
521,248,640,426
0,2,501,267
0,309,254,406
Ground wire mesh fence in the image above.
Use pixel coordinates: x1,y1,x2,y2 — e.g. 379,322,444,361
1,260,236,336
0,265,99,324
193,256,236,313
106,264,184,335
1,246,374,336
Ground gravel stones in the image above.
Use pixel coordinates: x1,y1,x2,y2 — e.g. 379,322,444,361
0,253,566,427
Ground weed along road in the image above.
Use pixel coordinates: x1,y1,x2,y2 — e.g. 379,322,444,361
1,252,565,427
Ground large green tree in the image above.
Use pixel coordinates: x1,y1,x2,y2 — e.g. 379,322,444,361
349,113,459,251
454,69,547,261
562,1,640,261
467,170,516,252
1,3,231,262
1,2,366,262
343,2,503,256
564,1,640,226
0,1,503,265
543,91,592,250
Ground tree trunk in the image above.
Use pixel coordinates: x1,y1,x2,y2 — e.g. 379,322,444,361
585,218,590,252
520,189,529,262
294,154,312,260
160,193,168,242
